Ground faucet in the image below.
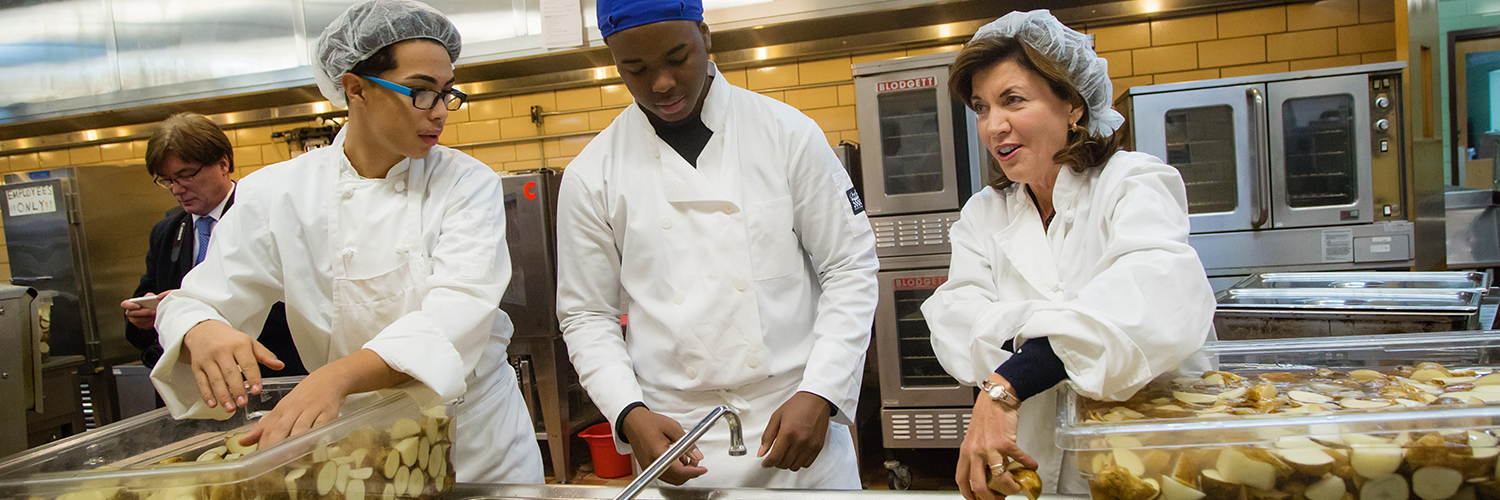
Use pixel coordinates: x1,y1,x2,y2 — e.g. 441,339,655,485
612,405,747,500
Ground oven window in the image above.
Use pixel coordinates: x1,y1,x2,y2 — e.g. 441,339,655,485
1164,105,1238,214
894,287,958,388
1282,94,1358,207
878,89,944,196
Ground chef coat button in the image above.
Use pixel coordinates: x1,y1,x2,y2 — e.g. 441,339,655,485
734,279,749,291
685,367,698,379
395,181,406,192
746,354,760,368
341,189,354,199
673,293,685,305
1053,284,1064,292
342,248,355,258
661,218,672,229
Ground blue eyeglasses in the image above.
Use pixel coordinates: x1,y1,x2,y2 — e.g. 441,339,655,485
359,75,467,111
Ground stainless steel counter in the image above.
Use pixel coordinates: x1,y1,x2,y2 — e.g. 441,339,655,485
452,483,1087,500
1446,186,1500,268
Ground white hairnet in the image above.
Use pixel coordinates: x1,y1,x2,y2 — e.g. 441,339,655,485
313,0,462,108
970,10,1125,137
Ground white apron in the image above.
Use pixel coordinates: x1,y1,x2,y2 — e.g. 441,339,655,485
641,371,859,489
324,156,543,485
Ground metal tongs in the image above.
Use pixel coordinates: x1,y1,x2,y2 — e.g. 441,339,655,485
612,405,747,500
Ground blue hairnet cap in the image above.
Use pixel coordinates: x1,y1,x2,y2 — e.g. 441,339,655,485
597,0,704,40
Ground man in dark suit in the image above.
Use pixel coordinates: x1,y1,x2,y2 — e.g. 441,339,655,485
119,113,305,379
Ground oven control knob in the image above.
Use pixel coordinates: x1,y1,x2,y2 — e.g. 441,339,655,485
1375,119,1390,132
1375,96,1390,108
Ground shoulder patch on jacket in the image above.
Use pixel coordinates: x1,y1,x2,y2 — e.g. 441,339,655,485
846,187,864,215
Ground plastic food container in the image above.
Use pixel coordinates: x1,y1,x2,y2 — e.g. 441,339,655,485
1226,272,1490,292
1213,288,1483,340
0,378,456,500
1058,331,1500,499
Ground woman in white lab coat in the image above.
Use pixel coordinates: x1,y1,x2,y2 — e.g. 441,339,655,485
149,0,543,484
920,10,1216,498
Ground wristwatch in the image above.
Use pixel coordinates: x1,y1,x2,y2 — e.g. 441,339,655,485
980,379,1021,409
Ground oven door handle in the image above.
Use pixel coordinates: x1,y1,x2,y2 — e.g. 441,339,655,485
1246,87,1270,229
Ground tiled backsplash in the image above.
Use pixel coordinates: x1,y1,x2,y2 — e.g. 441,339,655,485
1098,0,1397,98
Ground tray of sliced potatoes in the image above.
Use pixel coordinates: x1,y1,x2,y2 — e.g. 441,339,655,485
0,378,456,500
1058,331,1500,500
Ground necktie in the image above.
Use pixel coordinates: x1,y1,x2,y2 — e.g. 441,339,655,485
195,215,216,265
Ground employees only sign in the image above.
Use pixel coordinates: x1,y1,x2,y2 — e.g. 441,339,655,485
7,185,57,216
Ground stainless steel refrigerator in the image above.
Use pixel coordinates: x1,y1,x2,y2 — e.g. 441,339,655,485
499,169,593,482
1,165,178,428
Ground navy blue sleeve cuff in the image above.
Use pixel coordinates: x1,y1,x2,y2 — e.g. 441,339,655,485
993,336,1069,402
615,401,648,445
808,392,838,417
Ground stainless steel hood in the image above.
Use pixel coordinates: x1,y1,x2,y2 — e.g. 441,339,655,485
1,0,1316,146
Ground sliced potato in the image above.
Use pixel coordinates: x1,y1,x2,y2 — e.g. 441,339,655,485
1216,448,1276,490
197,446,228,462
393,466,410,497
394,436,420,467
1158,475,1204,500
1199,470,1244,499
1091,465,1158,500
1338,399,1392,410
1174,391,1220,406
1359,474,1409,500
346,478,366,500
335,462,351,494
405,468,425,497
1349,445,1403,478
1277,447,1335,476
390,418,422,441
316,462,338,496
224,433,258,455
1303,474,1345,500
1411,466,1463,500
283,467,307,500
383,451,401,480
1288,390,1334,404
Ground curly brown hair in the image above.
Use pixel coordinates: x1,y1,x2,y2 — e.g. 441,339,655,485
949,36,1120,190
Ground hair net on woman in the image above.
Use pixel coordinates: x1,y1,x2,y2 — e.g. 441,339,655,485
970,10,1125,137
312,0,462,107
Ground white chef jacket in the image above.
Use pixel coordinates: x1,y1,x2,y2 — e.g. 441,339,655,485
150,132,543,483
555,63,878,488
921,151,1215,493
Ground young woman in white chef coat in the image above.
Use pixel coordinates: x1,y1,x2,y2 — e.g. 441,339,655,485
148,0,543,483
554,0,879,489
920,10,1216,498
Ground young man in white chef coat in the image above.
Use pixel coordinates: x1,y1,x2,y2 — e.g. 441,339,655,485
148,0,543,484
555,0,879,489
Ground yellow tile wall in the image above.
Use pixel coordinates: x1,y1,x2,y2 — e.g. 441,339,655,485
1102,0,1398,104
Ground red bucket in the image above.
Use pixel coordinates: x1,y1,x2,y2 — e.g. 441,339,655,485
578,422,633,478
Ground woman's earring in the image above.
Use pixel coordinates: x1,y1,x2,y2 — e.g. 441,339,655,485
1069,122,1088,136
